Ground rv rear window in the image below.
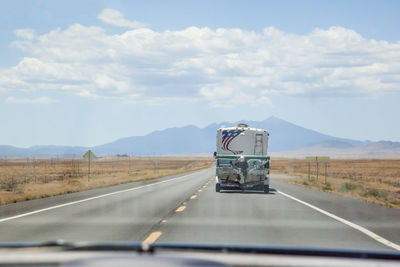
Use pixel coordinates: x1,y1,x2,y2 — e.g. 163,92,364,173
217,159,234,166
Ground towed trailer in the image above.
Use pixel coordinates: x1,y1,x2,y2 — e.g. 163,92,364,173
214,124,270,193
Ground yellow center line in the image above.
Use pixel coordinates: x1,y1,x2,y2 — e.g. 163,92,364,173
176,205,186,212
190,194,197,199
143,231,162,244
198,189,203,192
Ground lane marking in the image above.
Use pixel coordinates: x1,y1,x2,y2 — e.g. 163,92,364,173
278,190,400,251
161,219,167,223
176,205,186,212
198,189,203,192
0,170,209,223
190,194,197,200
143,231,162,244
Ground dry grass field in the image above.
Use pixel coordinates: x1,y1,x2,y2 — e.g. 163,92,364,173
0,156,213,205
271,158,400,210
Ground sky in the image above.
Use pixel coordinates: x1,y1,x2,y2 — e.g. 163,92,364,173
1,0,399,147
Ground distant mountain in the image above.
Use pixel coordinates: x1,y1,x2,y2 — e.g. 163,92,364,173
0,116,398,158
0,145,28,157
92,125,215,155
305,140,355,149
237,116,362,151
92,116,364,156
361,141,400,150
270,140,400,158
0,145,87,158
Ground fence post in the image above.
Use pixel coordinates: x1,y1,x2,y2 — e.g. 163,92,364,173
324,163,328,184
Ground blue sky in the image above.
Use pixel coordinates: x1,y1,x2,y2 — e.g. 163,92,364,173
1,0,400,147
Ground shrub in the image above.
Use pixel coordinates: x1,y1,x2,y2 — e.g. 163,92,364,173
342,182,357,191
1,177,18,192
323,183,332,191
363,188,388,199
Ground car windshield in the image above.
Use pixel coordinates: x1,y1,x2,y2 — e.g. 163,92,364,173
0,0,399,255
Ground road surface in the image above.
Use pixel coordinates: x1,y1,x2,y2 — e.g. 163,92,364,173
0,167,399,252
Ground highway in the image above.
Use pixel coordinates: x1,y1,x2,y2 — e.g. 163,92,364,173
0,167,399,252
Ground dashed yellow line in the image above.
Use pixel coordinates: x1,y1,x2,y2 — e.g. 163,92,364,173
176,205,186,212
190,194,197,199
143,231,162,244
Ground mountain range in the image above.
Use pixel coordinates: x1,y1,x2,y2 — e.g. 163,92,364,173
1,116,399,158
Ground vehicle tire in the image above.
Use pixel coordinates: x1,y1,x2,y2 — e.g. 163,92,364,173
264,185,269,194
240,184,246,192
255,184,264,191
216,183,221,192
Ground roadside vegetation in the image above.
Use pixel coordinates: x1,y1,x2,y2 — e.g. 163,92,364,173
271,158,400,210
0,156,213,205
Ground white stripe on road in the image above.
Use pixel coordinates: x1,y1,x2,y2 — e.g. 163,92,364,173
278,190,400,251
0,170,207,223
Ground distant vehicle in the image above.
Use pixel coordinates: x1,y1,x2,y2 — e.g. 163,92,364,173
215,124,270,193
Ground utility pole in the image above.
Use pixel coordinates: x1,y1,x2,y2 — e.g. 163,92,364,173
88,150,91,182
129,155,131,174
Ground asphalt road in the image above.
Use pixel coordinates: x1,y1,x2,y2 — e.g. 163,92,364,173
0,167,399,252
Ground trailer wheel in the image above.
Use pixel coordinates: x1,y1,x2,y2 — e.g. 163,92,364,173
264,185,269,194
216,183,221,192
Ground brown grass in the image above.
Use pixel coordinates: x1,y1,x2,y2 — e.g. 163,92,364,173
0,156,213,205
271,158,400,210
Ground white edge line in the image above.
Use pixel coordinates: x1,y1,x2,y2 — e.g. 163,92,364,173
278,190,400,251
0,170,207,223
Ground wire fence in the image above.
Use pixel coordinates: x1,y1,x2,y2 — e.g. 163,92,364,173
270,158,400,186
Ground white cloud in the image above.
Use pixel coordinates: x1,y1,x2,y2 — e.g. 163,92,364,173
1,10,400,108
14,29,36,40
5,96,55,104
98,8,146,29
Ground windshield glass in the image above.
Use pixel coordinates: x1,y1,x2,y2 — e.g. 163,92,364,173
0,0,399,254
